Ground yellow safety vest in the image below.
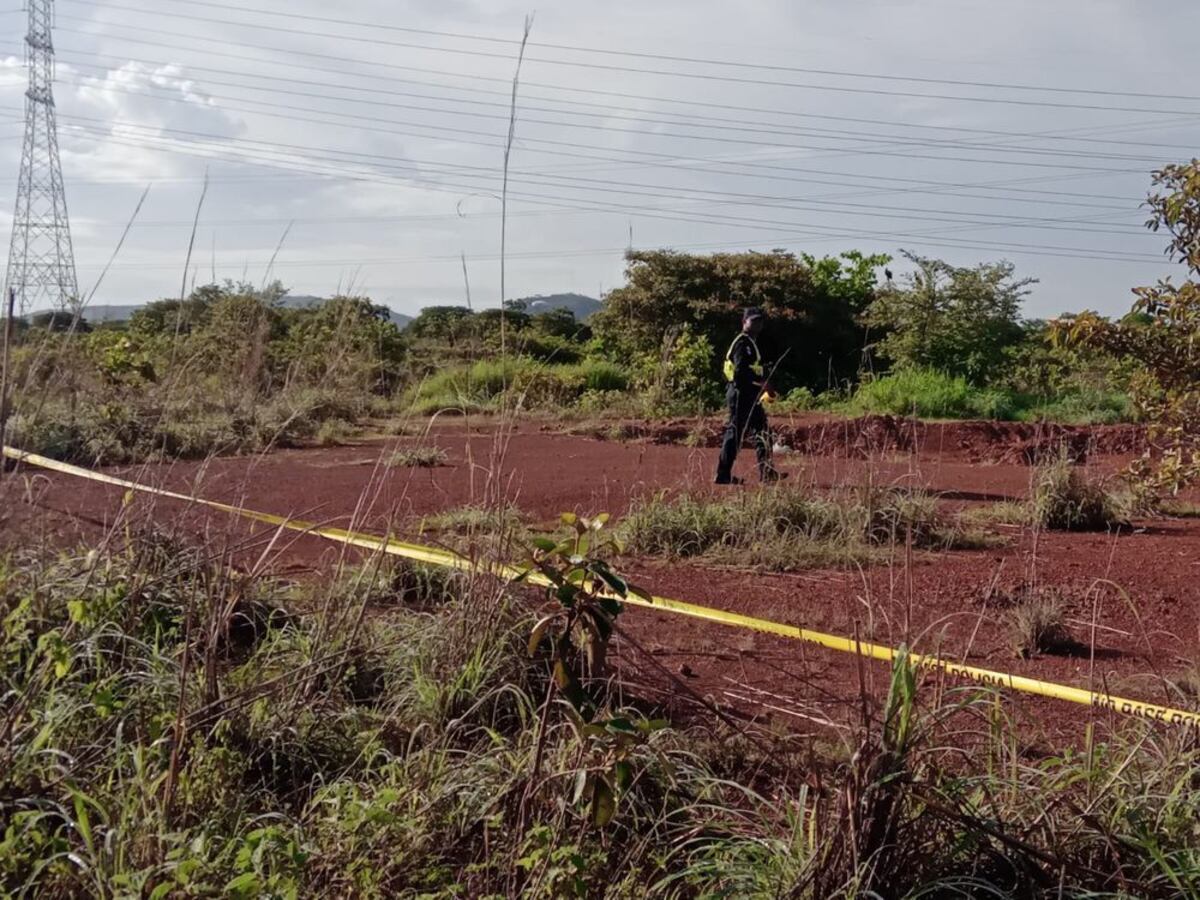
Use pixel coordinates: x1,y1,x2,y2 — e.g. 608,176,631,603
723,333,764,382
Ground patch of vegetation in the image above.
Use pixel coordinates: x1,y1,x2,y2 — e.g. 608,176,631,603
1030,455,1133,531
6,531,1200,895
387,445,449,468
404,358,630,416
4,285,404,464
418,503,526,536
318,558,470,609
1159,499,1200,518
1002,588,1073,658
621,485,983,570
835,368,1135,425
1054,159,1200,493
314,417,355,447
844,368,1016,420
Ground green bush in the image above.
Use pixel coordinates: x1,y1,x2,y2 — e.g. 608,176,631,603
405,358,630,414
621,485,975,569
7,534,1200,895
845,368,1015,420
1030,455,1133,530
1015,390,1134,425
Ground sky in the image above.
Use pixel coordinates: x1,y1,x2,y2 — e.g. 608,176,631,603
1,0,1198,319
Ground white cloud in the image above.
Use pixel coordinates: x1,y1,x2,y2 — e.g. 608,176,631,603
0,0,1194,315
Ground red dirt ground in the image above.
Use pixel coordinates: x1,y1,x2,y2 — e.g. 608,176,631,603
3,415,1197,746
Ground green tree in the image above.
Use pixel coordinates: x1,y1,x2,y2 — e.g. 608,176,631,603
406,306,475,347
865,251,1033,383
591,249,888,394
129,281,285,338
196,290,286,395
530,308,585,341
30,310,90,333
1055,159,1200,491
279,297,406,392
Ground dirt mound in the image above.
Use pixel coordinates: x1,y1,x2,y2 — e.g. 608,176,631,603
570,414,1146,464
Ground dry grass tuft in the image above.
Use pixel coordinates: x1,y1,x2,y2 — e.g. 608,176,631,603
387,446,449,468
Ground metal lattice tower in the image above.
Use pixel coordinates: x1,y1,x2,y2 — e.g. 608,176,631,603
5,0,77,313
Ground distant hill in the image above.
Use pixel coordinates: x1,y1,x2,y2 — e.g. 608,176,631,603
59,296,413,329
281,295,412,328
516,293,601,320
82,304,142,323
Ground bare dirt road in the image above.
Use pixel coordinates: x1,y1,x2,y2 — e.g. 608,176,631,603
3,415,1196,745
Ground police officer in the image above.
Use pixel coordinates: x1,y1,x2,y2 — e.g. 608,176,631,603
715,307,782,485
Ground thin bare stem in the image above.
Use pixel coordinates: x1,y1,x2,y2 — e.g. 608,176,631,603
499,14,534,364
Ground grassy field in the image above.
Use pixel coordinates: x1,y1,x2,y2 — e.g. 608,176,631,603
3,504,1200,897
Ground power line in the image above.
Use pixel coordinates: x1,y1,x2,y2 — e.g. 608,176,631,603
66,233,1168,272
45,110,1152,238
56,74,1159,186
48,19,1191,203
52,118,1168,265
50,27,1200,156
63,0,1200,105
54,4,1200,117
50,54,1187,166
48,36,1171,210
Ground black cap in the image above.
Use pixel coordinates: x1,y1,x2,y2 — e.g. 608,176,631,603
743,307,765,321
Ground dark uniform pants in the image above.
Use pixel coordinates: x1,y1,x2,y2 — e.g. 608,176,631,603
716,385,771,481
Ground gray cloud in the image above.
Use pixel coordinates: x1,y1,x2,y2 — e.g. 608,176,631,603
0,0,1195,315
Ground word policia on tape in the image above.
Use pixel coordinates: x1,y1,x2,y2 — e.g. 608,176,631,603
5,445,1200,732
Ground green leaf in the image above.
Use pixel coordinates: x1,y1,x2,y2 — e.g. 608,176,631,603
224,872,259,897
595,568,628,597
614,761,633,792
599,596,623,617
591,775,617,827
73,794,94,853
531,537,557,552
560,512,578,526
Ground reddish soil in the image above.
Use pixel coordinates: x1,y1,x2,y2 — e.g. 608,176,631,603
3,415,1196,746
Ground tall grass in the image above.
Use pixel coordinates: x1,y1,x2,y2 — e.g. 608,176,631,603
1031,454,1134,530
405,358,630,416
3,534,1200,895
621,484,985,570
842,368,1015,419
839,367,1134,424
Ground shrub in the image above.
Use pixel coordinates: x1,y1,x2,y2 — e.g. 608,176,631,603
1030,455,1130,531
387,446,448,468
1015,390,1134,425
1003,589,1072,658
405,358,630,414
621,485,980,569
314,418,354,447
845,368,1015,420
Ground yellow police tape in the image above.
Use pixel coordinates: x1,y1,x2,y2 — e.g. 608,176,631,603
5,445,1199,731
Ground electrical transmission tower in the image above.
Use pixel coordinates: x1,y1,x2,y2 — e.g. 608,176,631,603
5,0,77,313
